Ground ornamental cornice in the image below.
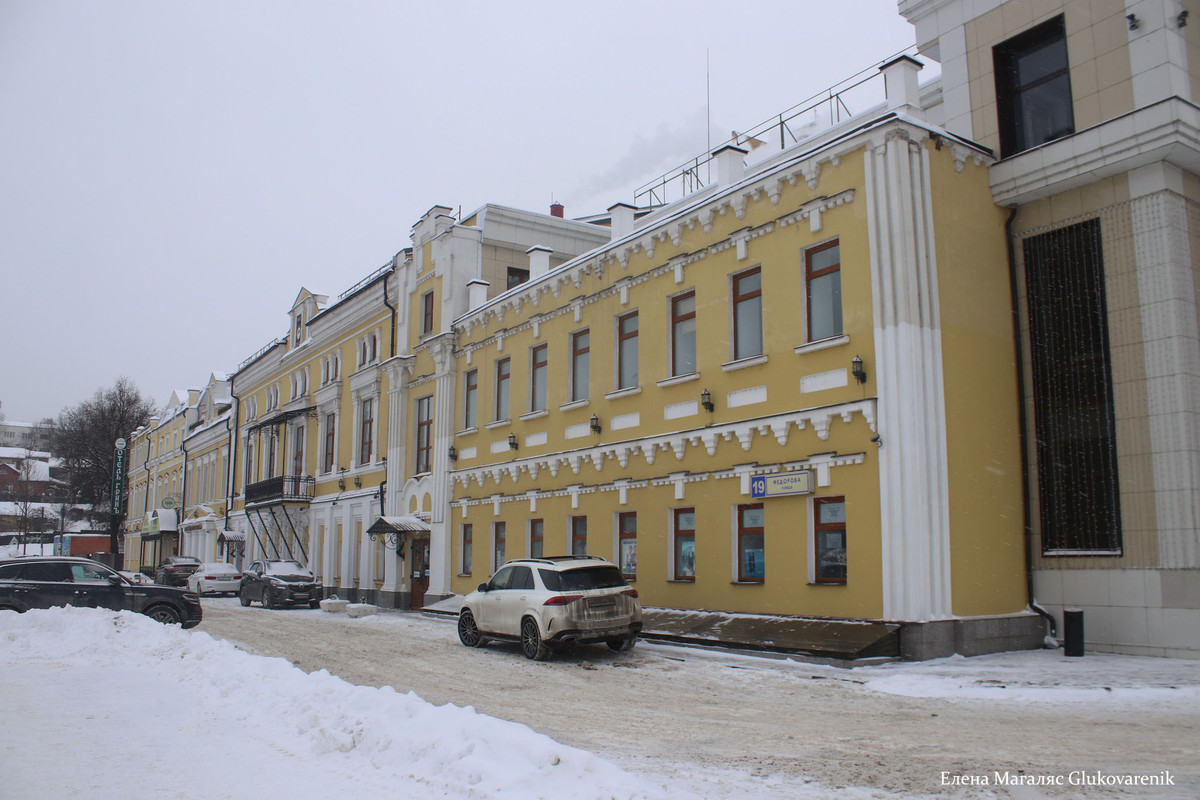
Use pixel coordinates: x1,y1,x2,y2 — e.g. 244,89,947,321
452,448,867,511
450,399,875,493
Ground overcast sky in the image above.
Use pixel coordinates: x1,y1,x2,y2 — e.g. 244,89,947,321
0,0,918,423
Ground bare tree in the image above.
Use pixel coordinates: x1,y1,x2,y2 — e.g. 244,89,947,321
47,377,156,554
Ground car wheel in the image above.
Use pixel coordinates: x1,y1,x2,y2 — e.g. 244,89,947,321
520,617,551,661
261,588,273,609
309,599,320,609
607,635,637,652
239,588,251,607
144,604,182,625
457,610,487,648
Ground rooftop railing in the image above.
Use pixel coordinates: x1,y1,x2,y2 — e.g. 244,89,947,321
633,47,921,209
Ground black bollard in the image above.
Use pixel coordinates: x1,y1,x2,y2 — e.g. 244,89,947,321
1063,608,1084,657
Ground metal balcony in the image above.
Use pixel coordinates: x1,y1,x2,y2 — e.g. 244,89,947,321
244,475,315,506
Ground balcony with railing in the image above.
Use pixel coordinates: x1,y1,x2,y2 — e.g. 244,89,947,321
244,475,315,506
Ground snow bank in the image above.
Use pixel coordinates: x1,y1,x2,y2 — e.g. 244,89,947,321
0,607,659,799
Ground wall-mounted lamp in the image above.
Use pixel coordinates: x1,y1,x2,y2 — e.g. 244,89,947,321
852,355,867,384
508,433,519,450
590,414,602,434
354,475,361,489
448,445,458,462
701,389,714,413
1127,13,1139,29
337,476,345,491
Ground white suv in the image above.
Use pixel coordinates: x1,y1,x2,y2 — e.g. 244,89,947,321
458,556,643,660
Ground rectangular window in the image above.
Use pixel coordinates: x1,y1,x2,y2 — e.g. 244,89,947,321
994,15,1074,158
570,515,587,556
292,425,305,476
618,512,637,579
814,497,847,583
463,369,478,429
323,413,335,473
806,241,842,342
507,267,530,289
493,521,506,570
1024,219,1121,553
673,508,695,580
571,330,590,402
737,503,765,582
461,524,473,575
415,396,433,474
421,291,434,335
529,519,543,559
671,291,697,376
495,358,510,421
265,431,276,479
617,312,638,389
530,344,548,412
244,439,255,487
733,267,763,359
359,398,374,466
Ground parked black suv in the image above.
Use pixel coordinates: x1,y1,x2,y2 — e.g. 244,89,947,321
154,555,202,586
239,559,320,609
0,556,203,628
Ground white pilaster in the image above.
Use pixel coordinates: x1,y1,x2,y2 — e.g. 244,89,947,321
865,126,953,621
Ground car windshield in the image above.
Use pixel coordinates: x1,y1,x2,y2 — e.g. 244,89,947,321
265,561,309,576
539,566,626,591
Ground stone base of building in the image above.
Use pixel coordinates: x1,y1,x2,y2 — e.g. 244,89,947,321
320,586,411,609
899,613,1048,661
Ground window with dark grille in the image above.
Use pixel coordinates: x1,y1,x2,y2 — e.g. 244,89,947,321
994,15,1074,158
814,497,847,583
359,398,373,466
1023,218,1122,553
493,521,506,570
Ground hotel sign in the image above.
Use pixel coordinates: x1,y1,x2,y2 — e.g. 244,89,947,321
750,471,813,499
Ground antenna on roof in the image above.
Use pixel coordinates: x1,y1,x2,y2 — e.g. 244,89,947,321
706,48,711,185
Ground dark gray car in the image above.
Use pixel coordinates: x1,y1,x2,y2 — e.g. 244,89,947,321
0,556,203,628
239,559,320,609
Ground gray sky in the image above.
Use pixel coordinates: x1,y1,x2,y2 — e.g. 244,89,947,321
0,0,917,423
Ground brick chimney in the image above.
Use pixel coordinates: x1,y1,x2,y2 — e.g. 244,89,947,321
550,202,564,218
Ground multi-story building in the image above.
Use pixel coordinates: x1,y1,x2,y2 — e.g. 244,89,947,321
178,374,235,565
900,0,1200,656
443,56,1043,660
225,205,610,608
122,0,1199,659
0,420,53,452
124,390,191,571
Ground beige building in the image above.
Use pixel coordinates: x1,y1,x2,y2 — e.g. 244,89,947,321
901,0,1200,657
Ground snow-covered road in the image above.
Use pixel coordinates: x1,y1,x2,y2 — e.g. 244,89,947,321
4,601,1198,799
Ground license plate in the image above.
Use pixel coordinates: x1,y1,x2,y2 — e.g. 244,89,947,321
588,597,616,608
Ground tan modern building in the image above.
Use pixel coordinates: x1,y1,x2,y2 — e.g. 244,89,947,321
900,0,1200,656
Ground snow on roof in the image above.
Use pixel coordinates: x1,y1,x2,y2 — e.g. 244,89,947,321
0,447,51,461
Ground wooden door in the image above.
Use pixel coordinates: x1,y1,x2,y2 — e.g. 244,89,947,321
409,538,429,609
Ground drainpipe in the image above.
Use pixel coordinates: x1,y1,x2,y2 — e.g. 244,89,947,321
1005,204,1056,641
384,263,397,359
226,379,238,533
379,479,387,517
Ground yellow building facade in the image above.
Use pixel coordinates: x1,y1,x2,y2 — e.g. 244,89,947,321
444,59,1037,658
